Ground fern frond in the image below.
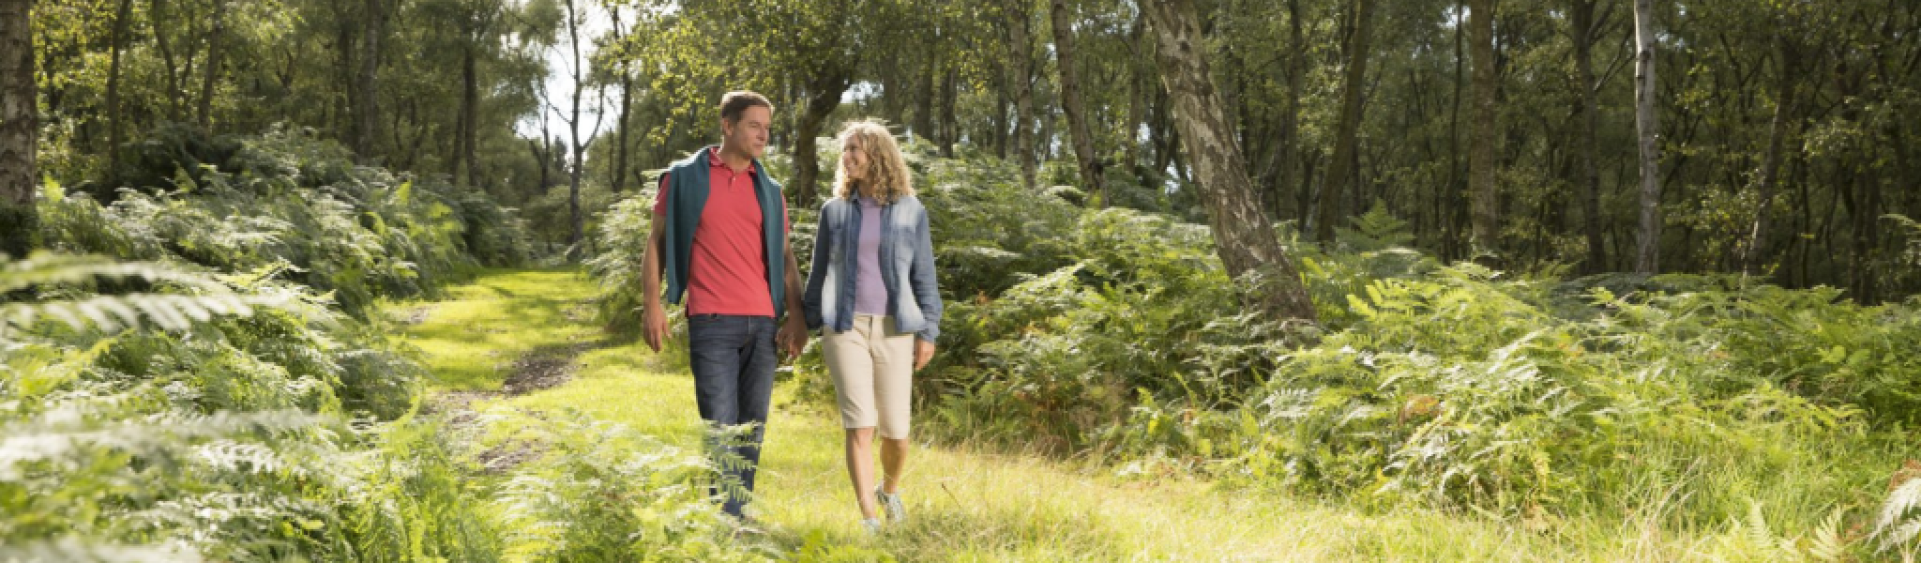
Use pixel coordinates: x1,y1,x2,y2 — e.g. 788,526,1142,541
1879,478,1921,551
0,538,203,563
0,408,326,478
0,253,297,341
1809,506,1852,562
0,253,223,293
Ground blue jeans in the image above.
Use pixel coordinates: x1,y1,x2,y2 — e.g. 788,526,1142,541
686,314,777,518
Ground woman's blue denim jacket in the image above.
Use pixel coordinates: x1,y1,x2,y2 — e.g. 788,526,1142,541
801,195,942,343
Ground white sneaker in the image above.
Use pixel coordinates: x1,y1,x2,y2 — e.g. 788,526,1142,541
860,517,882,534
875,487,906,523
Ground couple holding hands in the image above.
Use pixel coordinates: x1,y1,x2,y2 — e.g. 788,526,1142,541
639,90,941,535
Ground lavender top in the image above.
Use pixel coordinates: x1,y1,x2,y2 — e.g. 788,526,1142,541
853,196,888,315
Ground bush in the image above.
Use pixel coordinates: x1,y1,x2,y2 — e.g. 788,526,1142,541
9,127,534,560
1,254,498,561
39,128,532,318
495,410,769,561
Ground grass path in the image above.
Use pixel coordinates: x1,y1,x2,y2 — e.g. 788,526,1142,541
388,268,1706,561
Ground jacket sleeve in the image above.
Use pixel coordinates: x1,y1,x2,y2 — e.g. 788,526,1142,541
909,207,943,343
801,203,831,330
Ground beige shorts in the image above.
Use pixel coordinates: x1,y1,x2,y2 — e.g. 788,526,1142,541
820,314,915,439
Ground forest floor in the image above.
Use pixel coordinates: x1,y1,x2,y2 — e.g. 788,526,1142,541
389,268,1730,561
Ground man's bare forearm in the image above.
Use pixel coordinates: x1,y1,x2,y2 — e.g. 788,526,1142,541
782,250,804,318
642,223,666,312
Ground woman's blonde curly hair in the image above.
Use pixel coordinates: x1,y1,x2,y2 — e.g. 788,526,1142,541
832,120,915,205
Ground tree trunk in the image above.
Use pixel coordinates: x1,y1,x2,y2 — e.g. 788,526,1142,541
564,0,587,249
1467,0,1499,255
356,0,385,162
462,44,483,188
792,71,853,207
1316,0,1376,243
1441,4,1466,261
151,0,182,122
105,0,133,175
991,88,1007,158
880,58,907,127
1,0,38,257
611,73,632,193
1004,0,1037,190
938,65,957,157
447,99,464,180
1125,10,1147,184
609,6,632,194
528,138,550,197
914,32,938,145
1744,37,1795,277
1571,0,1606,273
1141,0,1318,324
197,0,227,135
1269,0,1305,221
330,0,353,141
1050,0,1105,206
1632,0,1661,273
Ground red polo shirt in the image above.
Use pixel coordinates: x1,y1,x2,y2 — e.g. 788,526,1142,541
654,147,790,317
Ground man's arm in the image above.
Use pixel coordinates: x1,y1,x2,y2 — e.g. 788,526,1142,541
641,185,671,352
775,225,808,357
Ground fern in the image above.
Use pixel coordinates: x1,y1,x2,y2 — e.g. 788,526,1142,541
1809,507,1853,562
0,538,204,563
1880,478,1921,552
493,409,761,561
1337,198,1415,252
0,253,291,341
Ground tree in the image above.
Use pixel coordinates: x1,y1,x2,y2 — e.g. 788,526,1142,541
604,2,634,194
1569,0,1607,273
640,0,876,206
1050,0,1104,204
1631,0,1660,273
1003,0,1037,190
1467,0,1498,256
355,0,387,162
1316,0,1375,243
197,0,228,134
1742,5,1812,278
1141,0,1318,323
104,0,133,175
444,0,505,190
554,0,604,250
0,0,35,257
1275,0,1307,222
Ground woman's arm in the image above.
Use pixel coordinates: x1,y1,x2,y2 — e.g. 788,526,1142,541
800,203,833,330
909,207,942,344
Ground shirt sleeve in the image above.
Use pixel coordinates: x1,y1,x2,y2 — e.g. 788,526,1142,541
652,173,670,216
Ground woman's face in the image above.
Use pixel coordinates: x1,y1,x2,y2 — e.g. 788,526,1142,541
841,138,868,182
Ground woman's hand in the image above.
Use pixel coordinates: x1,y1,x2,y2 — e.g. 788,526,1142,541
913,339,936,371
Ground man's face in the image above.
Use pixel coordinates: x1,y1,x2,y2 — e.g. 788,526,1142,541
723,105,771,159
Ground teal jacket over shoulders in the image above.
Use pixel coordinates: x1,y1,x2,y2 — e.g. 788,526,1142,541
658,147,790,319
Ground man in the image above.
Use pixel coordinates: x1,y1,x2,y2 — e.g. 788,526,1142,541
641,91,809,523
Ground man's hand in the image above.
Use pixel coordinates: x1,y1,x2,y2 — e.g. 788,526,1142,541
776,316,808,358
913,339,936,371
641,198,670,353
643,304,671,352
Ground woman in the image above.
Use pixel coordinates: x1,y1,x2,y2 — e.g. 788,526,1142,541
801,120,942,534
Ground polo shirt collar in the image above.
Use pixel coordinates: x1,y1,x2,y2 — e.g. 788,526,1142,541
706,146,755,174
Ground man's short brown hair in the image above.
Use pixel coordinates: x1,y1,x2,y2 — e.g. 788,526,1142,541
719,91,774,124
